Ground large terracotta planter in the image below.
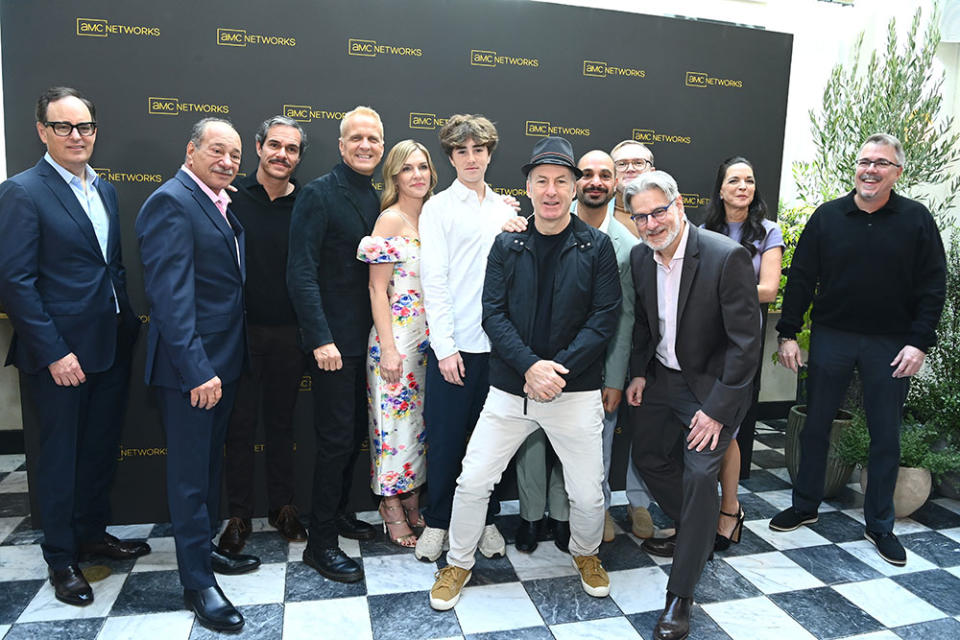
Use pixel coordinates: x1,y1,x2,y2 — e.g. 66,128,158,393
785,405,855,498
860,467,932,518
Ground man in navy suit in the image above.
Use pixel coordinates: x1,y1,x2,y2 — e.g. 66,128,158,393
136,118,259,633
0,87,149,607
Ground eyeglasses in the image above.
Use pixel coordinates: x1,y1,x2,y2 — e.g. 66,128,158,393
630,203,673,225
856,158,901,169
44,121,97,137
614,158,653,171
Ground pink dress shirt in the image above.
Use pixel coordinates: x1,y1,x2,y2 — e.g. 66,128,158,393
653,220,690,371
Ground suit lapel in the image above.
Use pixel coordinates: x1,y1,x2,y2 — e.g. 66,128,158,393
37,161,104,261
176,171,242,274
642,251,660,344
96,179,121,263
677,224,700,324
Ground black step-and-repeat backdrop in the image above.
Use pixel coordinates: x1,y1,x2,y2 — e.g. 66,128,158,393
2,0,792,524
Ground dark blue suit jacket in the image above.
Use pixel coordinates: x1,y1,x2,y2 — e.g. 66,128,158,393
136,169,246,392
0,158,137,374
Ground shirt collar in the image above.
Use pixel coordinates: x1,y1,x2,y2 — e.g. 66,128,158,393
44,152,98,188
450,177,494,203
842,188,902,215
653,218,690,268
181,164,231,207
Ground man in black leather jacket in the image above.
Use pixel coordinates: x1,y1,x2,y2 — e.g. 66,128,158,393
429,136,621,611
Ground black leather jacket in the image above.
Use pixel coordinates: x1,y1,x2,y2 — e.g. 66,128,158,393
481,214,621,396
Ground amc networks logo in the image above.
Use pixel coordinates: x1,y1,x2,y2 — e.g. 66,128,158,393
409,113,448,130
681,193,710,208
282,104,348,123
493,186,527,197
348,38,422,57
631,129,692,145
685,71,743,89
470,49,539,68
94,167,163,184
148,97,230,116
583,60,645,79
76,17,160,37
217,27,296,47
525,120,590,138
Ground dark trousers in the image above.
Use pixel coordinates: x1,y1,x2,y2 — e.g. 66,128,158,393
224,324,305,518
307,355,367,548
793,325,909,533
26,350,130,570
423,351,498,530
631,363,733,598
157,381,238,590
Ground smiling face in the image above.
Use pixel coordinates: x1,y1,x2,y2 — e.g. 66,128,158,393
37,96,96,176
612,142,654,192
449,137,491,187
256,124,302,182
576,151,616,210
719,162,756,215
185,121,242,192
629,188,685,254
855,142,903,207
339,113,384,175
527,164,575,224
394,149,432,201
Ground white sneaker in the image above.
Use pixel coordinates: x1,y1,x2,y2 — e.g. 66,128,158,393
478,523,506,558
415,526,447,562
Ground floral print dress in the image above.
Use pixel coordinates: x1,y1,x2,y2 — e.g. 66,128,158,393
357,235,429,496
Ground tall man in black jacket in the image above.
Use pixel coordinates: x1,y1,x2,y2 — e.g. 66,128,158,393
429,137,621,611
286,106,383,583
772,133,946,568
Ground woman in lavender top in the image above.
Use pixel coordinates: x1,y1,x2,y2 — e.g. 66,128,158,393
703,156,784,551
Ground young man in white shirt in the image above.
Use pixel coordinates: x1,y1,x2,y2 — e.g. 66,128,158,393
416,114,513,561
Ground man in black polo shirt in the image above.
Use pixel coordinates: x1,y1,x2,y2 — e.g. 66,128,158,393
219,115,308,553
772,133,946,567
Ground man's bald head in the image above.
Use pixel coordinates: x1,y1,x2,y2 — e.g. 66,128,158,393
576,150,616,210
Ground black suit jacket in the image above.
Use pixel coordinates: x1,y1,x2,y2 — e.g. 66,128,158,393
286,162,378,357
630,223,761,427
0,158,138,374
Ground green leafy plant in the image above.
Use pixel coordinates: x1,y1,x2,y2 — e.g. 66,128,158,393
792,4,960,229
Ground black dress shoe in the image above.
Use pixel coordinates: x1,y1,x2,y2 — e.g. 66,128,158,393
548,517,570,553
211,548,260,575
654,591,692,640
302,545,364,583
184,585,244,632
335,513,377,541
269,505,308,542
48,565,94,606
79,533,151,560
641,533,677,558
514,518,542,553
218,517,252,554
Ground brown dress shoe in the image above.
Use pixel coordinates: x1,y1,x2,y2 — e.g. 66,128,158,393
269,505,307,542
654,591,692,640
79,533,151,560
48,565,94,606
218,517,252,554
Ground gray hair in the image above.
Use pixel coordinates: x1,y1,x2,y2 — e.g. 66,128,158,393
255,115,307,155
860,133,905,166
623,170,680,214
189,117,235,146
610,139,654,165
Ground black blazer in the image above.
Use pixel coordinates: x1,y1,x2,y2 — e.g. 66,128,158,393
630,224,761,427
0,159,138,374
286,162,378,357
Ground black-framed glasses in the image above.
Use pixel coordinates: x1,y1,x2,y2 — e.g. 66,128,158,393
856,158,901,169
614,158,653,170
630,203,673,225
44,121,97,137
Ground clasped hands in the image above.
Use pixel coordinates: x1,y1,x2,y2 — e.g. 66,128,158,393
523,360,568,403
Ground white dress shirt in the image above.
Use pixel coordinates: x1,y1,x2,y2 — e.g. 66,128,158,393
654,220,690,370
420,179,514,360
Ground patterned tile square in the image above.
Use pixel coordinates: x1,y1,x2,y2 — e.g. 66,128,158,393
283,560,367,602
891,616,960,639
3,617,104,640
833,578,944,628
908,501,960,530
782,545,884,585
284,596,372,640
724,551,824,594
95,611,195,640
769,586,883,639
692,557,764,604
900,531,960,567
367,590,461,640
453,582,542,635
702,595,817,640
891,569,960,616
608,566,670,614
524,575,622,624
550,615,642,639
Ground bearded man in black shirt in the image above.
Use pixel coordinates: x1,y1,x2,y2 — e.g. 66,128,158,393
772,133,946,568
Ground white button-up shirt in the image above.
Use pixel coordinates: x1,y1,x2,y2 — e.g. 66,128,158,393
420,179,514,360
654,219,690,371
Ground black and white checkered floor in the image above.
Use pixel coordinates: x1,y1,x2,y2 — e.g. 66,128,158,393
2,423,960,639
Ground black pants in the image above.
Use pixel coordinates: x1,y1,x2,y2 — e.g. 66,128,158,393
307,355,368,547
26,349,130,570
793,325,909,533
224,324,305,518
631,363,733,598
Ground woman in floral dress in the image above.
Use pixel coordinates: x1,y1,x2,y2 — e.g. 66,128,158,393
357,140,437,547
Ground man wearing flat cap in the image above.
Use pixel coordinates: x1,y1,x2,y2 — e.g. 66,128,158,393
429,136,622,610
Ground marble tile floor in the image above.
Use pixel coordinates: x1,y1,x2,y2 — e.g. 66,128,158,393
1,425,960,639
